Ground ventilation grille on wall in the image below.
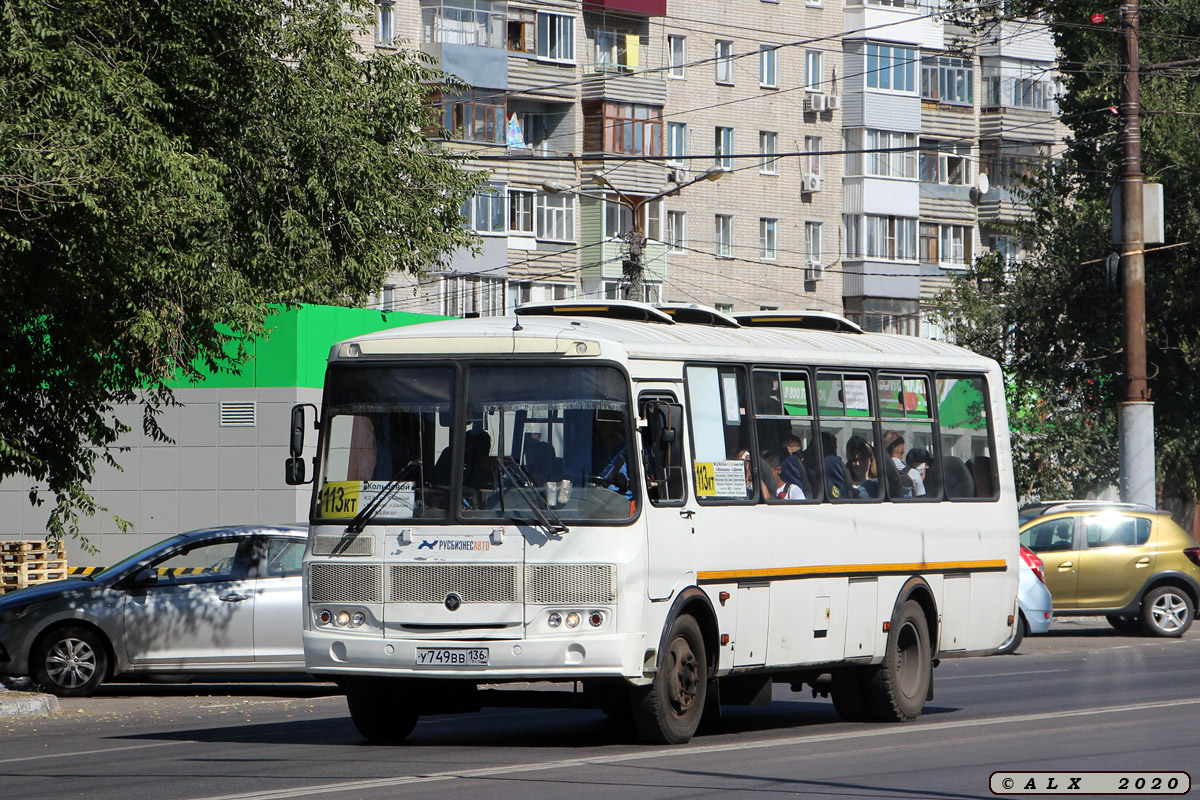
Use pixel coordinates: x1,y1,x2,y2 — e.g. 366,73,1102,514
219,401,256,427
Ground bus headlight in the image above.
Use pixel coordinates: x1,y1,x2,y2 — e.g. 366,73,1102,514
335,611,351,627
589,611,604,627
316,609,333,626
565,612,581,629
350,612,366,628
547,612,563,629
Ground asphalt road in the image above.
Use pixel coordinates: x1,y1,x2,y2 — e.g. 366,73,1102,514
3,618,1197,800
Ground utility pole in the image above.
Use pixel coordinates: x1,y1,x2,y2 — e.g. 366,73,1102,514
1118,0,1155,506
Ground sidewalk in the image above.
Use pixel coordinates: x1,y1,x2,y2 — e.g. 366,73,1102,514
0,678,60,719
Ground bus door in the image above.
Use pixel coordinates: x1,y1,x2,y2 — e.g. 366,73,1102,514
638,389,695,600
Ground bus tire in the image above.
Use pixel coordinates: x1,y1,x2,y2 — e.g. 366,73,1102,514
829,668,873,722
866,599,932,722
344,678,420,744
630,614,708,744
995,613,1027,655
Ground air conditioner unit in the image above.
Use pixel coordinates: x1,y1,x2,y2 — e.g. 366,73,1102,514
802,173,823,193
825,95,841,111
805,262,825,281
803,94,827,113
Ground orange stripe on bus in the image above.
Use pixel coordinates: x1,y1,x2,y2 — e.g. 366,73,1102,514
697,559,1007,583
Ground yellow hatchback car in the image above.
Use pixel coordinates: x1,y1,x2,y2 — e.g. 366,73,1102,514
1019,502,1200,637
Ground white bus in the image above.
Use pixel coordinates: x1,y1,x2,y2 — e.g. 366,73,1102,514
286,301,1018,744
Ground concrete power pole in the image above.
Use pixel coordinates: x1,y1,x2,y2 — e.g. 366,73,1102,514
1118,0,1155,506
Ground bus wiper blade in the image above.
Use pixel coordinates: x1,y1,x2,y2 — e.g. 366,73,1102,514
496,456,569,536
344,459,422,534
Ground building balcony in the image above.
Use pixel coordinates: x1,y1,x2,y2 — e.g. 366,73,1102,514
581,64,667,106
578,239,669,282
582,0,666,17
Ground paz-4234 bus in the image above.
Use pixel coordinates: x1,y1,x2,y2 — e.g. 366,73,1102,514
285,301,1018,744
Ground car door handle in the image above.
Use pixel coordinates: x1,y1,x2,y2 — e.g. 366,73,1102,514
1136,557,1151,567
1057,561,1073,570
219,593,251,603
679,509,695,519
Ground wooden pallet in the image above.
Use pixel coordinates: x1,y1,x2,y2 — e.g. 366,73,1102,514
0,539,69,593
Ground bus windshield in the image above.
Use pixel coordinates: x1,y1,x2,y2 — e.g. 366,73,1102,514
314,363,635,524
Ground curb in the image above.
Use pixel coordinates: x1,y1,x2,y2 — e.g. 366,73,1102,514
0,689,61,719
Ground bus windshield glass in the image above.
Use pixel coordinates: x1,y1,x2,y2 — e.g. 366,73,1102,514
460,365,635,523
313,363,635,524
316,365,455,522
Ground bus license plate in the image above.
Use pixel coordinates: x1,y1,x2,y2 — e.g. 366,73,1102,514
415,648,489,668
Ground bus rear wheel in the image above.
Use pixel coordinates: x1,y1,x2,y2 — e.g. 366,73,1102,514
344,678,420,744
631,614,708,744
866,600,932,722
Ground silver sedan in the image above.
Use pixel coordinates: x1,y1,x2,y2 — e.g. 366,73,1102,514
0,525,307,696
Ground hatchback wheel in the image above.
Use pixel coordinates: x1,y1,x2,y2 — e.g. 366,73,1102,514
1140,586,1194,637
32,625,109,697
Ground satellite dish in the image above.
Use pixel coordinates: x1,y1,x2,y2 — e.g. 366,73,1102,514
976,172,990,195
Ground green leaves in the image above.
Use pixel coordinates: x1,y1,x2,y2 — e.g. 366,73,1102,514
0,0,483,539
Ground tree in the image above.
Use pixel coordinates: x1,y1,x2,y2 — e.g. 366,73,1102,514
0,0,484,540
935,1,1200,527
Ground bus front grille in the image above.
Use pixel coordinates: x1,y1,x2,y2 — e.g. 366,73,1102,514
525,564,616,605
309,563,383,603
389,564,519,604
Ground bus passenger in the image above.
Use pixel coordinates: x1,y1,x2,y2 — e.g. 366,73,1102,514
818,431,851,500
846,435,878,498
882,430,921,497
777,454,808,500
906,447,935,497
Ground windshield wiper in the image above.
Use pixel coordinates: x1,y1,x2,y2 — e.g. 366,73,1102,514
495,456,569,536
344,458,422,534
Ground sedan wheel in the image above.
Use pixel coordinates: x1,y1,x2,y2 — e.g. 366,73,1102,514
1141,586,1194,637
32,625,109,697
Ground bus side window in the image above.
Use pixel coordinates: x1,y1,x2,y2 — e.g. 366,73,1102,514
640,397,686,505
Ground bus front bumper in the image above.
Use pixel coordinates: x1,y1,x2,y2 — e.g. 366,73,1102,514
304,630,649,682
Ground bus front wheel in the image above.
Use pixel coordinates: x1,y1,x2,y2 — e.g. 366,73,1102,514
344,678,420,744
631,614,708,744
866,599,932,722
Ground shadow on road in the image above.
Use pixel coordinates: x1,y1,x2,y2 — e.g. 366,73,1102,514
91,680,342,701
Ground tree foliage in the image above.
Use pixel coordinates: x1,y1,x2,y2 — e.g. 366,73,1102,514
0,0,483,540
936,1,1200,520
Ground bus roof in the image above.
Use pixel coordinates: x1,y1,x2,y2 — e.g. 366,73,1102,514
331,308,995,372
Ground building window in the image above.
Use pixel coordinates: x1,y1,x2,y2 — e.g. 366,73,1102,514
600,102,663,156
507,8,535,52
509,189,535,235
715,302,733,313
380,284,396,311
940,224,970,266
715,40,734,83
537,193,574,241
921,56,973,105
760,131,778,174
845,297,919,337
441,89,505,143
759,46,778,88
442,274,506,317
806,221,823,263
716,214,733,257
983,59,1054,110
603,196,634,239
378,2,396,46
866,43,917,93
667,210,686,252
981,139,1051,187
805,135,823,176
668,35,686,78
864,214,917,260
462,183,506,233
595,29,635,71
919,222,938,264
536,12,574,61
805,50,823,91
844,129,918,178
844,214,861,259
715,126,734,169
422,0,505,49
919,140,969,184
667,122,688,164
760,218,778,259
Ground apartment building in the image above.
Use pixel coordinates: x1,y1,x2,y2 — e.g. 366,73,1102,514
358,1,1060,332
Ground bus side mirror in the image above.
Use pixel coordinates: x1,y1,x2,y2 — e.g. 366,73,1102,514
286,404,318,485
647,401,683,457
285,457,307,486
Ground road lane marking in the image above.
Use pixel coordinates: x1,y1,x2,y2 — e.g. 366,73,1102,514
182,698,1200,800
0,740,179,765
937,668,1072,681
